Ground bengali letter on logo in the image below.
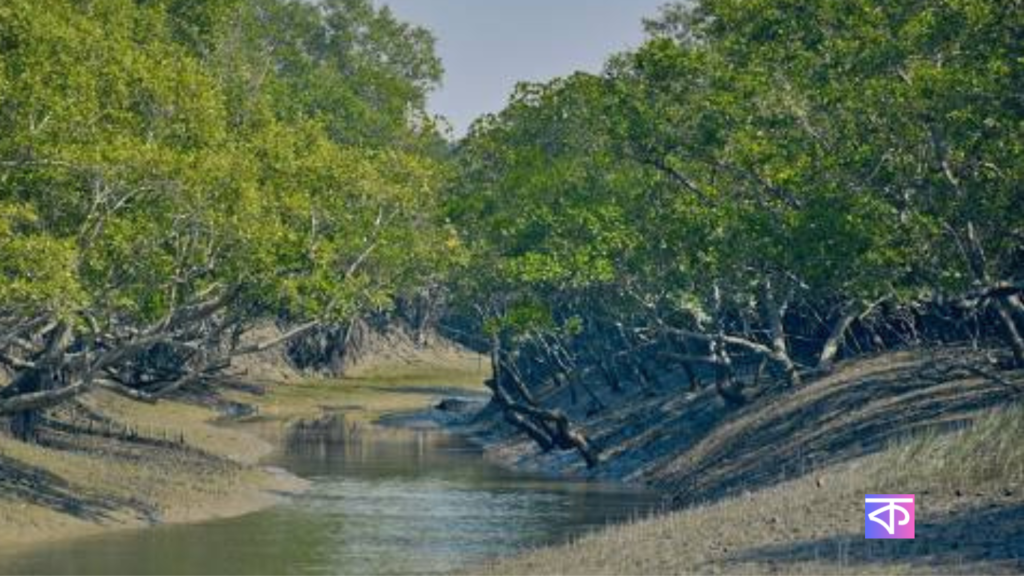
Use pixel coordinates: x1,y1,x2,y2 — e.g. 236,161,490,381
865,494,915,539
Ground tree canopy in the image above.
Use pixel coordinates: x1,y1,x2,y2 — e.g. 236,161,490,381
2,0,1022,455
0,0,451,435
445,0,1024,436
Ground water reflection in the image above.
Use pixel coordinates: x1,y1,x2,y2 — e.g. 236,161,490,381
0,416,659,575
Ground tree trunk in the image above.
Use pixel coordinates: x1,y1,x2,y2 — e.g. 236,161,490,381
484,375,555,450
994,297,1024,367
709,331,745,406
1006,294,1024,326
4,323,72,441
713,345,745,406
682,361,701,392
762,281,800,386
817,300,873,373
669,336,703,392
595,354,621,393
8,370,43,441
961,221,1023,366
569,369,607,412
330,319,364,377
487,337,599,467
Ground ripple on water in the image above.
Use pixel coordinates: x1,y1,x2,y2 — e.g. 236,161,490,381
0,426,659,576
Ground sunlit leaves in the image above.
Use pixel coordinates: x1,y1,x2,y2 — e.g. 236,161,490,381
0,202,83,317
448,0,1022,348
0,0,448,333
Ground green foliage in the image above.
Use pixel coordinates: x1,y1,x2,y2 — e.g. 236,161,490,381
0,202,83,316
0,0,448,334
447,0,1023,350
2,0,1020,371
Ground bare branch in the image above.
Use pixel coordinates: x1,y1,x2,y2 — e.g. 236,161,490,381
230,321,321,357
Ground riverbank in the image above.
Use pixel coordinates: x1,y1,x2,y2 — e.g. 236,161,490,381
457,347,1024,574
459,348,1020,488
482,403,1024,574
0,388,307,549
0,344,488,550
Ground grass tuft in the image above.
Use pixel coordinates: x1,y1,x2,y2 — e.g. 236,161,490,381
481,401,1024,575
881,403,1024,492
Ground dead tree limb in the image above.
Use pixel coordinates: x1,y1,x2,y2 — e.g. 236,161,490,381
485,340,601,468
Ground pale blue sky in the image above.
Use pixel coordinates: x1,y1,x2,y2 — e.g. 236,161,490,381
377,0,669,136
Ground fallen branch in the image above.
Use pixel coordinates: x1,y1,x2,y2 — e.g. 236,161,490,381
0,377,93,416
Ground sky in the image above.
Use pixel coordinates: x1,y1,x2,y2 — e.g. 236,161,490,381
377,0,670,136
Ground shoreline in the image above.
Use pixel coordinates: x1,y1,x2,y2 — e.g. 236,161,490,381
380,398,652,489
0,352,488,554
447,349,1024,575
4,348,1019,575
0,465,307,551
380,350,1023,574
0,394,310,551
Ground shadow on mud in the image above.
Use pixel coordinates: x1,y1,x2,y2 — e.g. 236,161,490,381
722,502,1024,573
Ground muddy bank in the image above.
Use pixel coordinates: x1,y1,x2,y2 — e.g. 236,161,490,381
437,347,1024,574
480,402,1024,575
0,346,488,551
0,390,308,550
434,348,1023,499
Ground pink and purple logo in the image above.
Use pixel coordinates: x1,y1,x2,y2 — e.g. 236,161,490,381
865,494,915,539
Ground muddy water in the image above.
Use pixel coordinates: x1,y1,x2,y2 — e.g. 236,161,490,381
0,419,659,575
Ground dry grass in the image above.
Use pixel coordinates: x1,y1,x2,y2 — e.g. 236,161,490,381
643,349,1019,503
880,404,1024,493
482,404,1024,576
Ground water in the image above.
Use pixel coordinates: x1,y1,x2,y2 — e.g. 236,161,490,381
0,418,659,575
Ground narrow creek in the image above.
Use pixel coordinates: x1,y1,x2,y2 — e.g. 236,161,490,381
0,415,659,575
